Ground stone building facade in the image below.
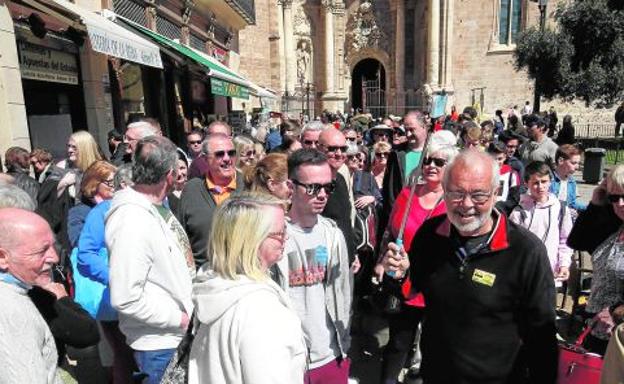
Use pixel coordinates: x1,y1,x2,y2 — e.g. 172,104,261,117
237,0,614,123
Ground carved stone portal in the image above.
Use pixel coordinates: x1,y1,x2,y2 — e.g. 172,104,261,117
345,0,386,59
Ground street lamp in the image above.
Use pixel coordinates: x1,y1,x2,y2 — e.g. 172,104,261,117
532,0,548,113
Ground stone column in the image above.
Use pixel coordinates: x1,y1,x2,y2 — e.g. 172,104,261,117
440,0,453,88
395,0,405,114
0,3,29,154
276,0,286,94
324,1,335,96
282,0,296,94
427,0,440,87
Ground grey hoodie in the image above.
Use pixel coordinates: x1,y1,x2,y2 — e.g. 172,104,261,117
189,269,307,384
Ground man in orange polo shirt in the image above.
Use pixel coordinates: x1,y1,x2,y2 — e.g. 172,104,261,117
175,132,244,268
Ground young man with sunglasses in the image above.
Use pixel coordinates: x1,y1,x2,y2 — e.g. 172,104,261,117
176,132,244,267
273,148,353,384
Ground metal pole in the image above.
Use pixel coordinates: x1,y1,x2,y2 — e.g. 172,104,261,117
306,82,311,121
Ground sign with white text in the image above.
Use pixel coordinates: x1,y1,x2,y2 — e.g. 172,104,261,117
18,41,79,85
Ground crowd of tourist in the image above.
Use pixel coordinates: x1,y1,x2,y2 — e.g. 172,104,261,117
1,103,624,384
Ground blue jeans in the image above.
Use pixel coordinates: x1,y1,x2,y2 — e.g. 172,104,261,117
134,348,175,384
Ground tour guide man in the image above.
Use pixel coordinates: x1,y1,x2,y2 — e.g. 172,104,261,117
382,149,557,383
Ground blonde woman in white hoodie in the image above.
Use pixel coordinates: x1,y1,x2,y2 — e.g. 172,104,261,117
189,192,307,384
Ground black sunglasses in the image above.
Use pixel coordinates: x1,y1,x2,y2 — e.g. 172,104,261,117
608,194,624,203
303,140,319,146
188,140,202,145
423,157,447,167
213,149,237,158
291,179,336,196
324,145,348,153
346,137,357,142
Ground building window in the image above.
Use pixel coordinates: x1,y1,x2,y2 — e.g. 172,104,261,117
499,0,522,44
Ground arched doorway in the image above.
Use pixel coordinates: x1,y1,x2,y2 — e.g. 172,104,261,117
351,58,385,117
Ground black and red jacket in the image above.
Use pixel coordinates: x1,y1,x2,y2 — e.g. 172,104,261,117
408,211,558,384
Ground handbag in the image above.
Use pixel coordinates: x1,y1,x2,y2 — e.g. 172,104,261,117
161,312,198,384
557,326,603,384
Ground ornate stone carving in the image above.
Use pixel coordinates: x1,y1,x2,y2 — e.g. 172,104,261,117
345,0,386,57
293,2,311,37
296,39,312,84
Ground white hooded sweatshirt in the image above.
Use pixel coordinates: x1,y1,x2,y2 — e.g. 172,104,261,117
189,269,307,384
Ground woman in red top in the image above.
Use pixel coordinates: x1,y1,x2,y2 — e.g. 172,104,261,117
375,141,458,383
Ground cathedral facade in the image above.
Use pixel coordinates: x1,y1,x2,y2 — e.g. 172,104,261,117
240,0,549,117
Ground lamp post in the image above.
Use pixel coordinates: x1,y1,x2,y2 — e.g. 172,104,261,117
533,0,548,113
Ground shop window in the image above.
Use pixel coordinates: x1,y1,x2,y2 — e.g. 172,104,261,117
498,0,522,45
119,63,146,123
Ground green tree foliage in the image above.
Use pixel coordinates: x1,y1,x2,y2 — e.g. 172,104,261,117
514,0,624,107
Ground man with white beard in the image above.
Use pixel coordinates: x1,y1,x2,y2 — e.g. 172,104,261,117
382,149,558,384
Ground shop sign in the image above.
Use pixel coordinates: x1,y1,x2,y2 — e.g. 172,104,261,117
211,79,249,99
211,47,227,64
18,41,78,85
88,26,163,69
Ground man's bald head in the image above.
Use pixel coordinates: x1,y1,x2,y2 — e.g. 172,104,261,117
319,128,345,147
0,208,58,286
318,128,347,172
206,121,232,136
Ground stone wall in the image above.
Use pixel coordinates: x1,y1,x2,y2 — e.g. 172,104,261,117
237,0,273,89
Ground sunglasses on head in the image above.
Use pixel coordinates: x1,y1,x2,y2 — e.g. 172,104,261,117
423,157,447,167
608,194,624,203
213,149,237,159
292,179,336,196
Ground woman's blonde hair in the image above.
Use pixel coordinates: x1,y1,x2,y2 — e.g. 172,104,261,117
607,164,624,193
209,191,285,281
70,131,104,172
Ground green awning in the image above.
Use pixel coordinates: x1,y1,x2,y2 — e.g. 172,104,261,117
115,15,250,99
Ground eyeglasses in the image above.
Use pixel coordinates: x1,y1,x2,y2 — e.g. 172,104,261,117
323,145,348,153
212,149,237,159
101,179,115,188
188,140,202,145
291,179,336,196
423,157,447,167
267,230,288,243
608,194,624,203
303,139,319,147
242,150,256,157
446,190,493,204
374,132,390,137
375,152,390,159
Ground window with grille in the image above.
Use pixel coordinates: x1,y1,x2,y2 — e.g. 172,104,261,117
499,0,522,44
112,0,147,26
190,34,206,52
156,15,182,41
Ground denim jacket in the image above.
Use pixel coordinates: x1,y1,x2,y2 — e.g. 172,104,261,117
550,172,587,211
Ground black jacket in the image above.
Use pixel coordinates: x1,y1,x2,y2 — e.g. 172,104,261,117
29,286,100,364
568,202,622,253
408,212,558,384
175,172,245,267
8,169,39,204
378,150,409,244
322,173,356,264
